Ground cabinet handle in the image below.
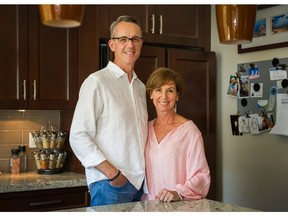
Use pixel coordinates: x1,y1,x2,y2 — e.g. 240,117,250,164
30,200,62,207
33,80,37,100
159,15,163,34
151,14,155,34
23,80,26,100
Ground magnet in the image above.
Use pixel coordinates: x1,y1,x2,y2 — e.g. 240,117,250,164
282,79,288,88
270,86,277,96
253,83,260,91
272,58,279,67
241,98,248,107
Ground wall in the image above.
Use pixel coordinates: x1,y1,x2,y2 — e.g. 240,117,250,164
0,110,60,173
211,5,288,211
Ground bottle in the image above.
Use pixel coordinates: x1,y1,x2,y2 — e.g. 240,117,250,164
18,145,27,173
10,149,20,174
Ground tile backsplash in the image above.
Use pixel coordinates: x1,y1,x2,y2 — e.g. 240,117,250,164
0,110,60,173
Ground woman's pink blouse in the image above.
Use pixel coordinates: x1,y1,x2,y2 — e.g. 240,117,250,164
145,120,211,200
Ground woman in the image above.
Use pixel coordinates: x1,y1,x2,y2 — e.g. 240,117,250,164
144,67,211,202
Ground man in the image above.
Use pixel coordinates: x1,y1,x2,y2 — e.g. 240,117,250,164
69,15,148,206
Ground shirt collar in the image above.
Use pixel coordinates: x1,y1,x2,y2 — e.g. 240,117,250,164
107,61,138,81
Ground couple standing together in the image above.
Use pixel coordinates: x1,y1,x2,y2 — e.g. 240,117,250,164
70,15,211,206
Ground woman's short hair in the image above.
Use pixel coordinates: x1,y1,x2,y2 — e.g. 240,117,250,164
146,67,184,97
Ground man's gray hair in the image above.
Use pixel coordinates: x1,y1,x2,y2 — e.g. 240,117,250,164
110,15,142,38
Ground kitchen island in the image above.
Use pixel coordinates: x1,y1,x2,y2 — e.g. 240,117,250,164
0,171,87,193
0,172,89,211
57,199,259,212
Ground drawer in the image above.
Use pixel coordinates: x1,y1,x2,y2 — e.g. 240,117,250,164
0,186,89,211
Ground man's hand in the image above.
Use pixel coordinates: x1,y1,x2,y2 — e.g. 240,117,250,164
109,172,127,186
96,160,127,186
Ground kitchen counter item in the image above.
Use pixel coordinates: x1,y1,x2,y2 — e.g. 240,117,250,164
56,199,259,212
0,172,87,193
32,128,67,175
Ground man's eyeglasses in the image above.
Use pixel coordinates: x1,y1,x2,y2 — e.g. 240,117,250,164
111,36,143,44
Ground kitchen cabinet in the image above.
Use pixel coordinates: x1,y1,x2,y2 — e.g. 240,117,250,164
0,5,77,110
98,5,211,50
77,5,101,92
135,45,217,200
0,5,28,109
0,186,89,211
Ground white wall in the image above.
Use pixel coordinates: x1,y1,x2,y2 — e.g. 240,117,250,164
211,5,288,211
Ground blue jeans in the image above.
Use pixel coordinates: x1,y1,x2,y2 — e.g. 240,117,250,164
89,179,144,206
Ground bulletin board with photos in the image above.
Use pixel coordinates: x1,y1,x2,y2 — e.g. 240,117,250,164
227,57,288,136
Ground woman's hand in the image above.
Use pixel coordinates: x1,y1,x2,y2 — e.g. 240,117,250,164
156,189,182,202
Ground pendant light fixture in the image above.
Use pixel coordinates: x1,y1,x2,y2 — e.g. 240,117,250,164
39,5,85,28
216,5,257,44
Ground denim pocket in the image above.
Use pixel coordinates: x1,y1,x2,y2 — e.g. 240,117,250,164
105,179,129,189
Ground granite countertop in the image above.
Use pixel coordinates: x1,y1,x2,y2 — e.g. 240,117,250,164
0,171,87,193
57,199,259,212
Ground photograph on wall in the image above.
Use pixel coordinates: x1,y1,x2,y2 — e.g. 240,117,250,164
271,13,288,35
239,76,249,98
226,75,239,98
248,65,260,79
253,18,266,37
249,114,260,135
230,115,242,136
238,116,250,134
258,113,275,132
239,6,288,53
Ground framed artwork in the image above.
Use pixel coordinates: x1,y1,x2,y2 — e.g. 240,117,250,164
238,5,288,53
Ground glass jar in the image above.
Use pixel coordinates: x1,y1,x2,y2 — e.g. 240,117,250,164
10,149,20,174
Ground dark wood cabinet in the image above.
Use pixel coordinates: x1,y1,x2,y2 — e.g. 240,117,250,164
0,5,78,110
77,5,101,92
0,186,89,211
28,6,78,110
0,5,29,109
135,45,217,200
98,5,210,50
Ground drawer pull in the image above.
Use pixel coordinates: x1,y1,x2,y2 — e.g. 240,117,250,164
159,15,163,34
151,14,155,34
23,80,26,100
30,200,62,206
33,80,37,100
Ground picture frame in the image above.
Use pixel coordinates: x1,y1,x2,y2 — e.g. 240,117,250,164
238,5,288,53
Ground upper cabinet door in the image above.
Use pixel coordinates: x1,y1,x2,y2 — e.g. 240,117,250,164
0,5,78,110
154,5,211,50
0,5,29,109
98,5,210,50
28,6,78,110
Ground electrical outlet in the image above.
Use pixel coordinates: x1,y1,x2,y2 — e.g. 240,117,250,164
29,132,36,148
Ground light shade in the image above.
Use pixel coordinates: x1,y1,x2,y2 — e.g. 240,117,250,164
216,5,257,44
39,5,84,28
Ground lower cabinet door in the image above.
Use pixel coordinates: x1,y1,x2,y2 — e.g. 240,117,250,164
0,187,90,211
